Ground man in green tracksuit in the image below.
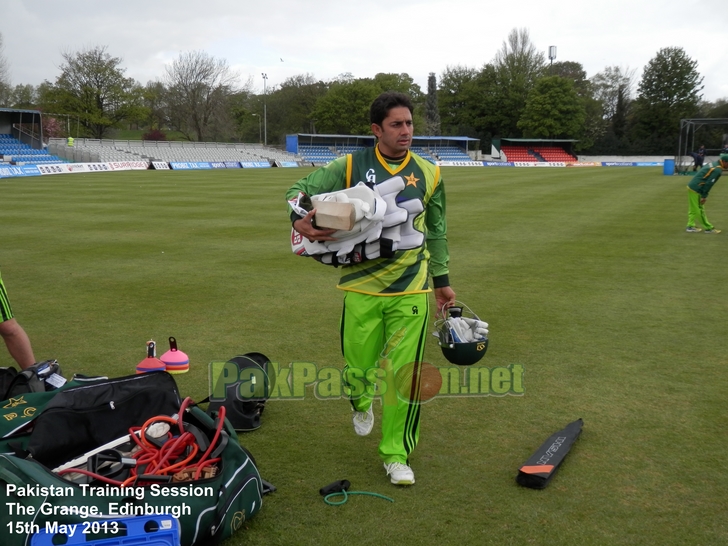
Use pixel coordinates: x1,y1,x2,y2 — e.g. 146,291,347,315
286,92,456,485
686,153,728,233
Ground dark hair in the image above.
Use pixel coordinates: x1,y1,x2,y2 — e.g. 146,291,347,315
370,92,413,126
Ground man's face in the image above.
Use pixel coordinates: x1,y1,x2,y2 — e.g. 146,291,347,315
371,106,413,158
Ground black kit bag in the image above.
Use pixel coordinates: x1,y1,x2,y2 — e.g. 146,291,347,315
26,371,181,469
0,360,65,401
0,404,268,546
516,418,583,489
0,375,106,457
207,352,275,431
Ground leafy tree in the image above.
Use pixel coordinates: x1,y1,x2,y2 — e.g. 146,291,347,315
437,65,479,135
550,61,590,97
311,78,381,134
612,84,629,138
163,50,241,141
517,76,585,139
310,73,423,136
39,46,144,139
8,84,38,109
590,66,635,120
425,73,440,135
141,81,168,131
490,28,546,137
262,74,327,142
371,72,422,100
705,98,728,118
586,66,636,153
631,47,703,153
546,60,602,151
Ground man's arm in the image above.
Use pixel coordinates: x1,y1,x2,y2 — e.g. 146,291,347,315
286,157,349,241
425,177,455,314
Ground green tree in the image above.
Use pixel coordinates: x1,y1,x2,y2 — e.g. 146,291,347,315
8,84,38,109
437,65,479,135
517,76,585,139
262,74,328,142
631,47,703,153
311,78,381,134
425,73,440,135
310,74,422,136
548,60,602,151
39,46,143,139
490,28,546,137
590,66,635,120
141,81,168,132
551,61,590,97
371,72,422,100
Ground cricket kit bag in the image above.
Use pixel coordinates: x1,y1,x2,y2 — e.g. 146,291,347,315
516,418,583,489
0,372,106,457
0,372,267,546
0,360,66,401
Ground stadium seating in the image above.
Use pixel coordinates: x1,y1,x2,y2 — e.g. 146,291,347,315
430,146,472,161
500,145,576,163
297,145,338,164
500,145,537,162
533,147,577,162
0,134,66,164
409,147,437,163
46,138,302,165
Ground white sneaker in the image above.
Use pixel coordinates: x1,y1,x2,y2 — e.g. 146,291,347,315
384,462,415,485
352,405,374,436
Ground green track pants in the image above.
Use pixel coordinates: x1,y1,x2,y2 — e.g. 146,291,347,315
687,188,713,230
341,291,430,464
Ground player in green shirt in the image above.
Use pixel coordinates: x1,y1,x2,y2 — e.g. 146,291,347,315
686,153,728,233
286,92,456,485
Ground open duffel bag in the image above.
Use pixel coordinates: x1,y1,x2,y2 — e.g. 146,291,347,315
0,373,267,546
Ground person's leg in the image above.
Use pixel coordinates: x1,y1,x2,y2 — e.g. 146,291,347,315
0,318,35,370
0,271,36,369
687,190,702,228
341,291,384,413
378,293,429,465
698,201,714,231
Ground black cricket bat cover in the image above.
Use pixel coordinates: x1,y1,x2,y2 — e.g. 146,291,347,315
516,418,583,489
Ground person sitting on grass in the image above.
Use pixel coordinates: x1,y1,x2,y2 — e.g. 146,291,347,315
686,153,728,233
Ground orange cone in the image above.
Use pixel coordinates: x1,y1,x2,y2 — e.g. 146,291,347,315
136,340,166,374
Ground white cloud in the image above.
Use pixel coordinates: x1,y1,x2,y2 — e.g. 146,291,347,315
2,0,725,100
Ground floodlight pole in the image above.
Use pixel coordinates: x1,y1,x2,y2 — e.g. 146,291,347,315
261,73,268,146
548,46,557,74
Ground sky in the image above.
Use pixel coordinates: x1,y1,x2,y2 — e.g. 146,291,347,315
2,0,726,102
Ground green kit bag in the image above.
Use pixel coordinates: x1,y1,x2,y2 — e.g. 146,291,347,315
0,404,266,546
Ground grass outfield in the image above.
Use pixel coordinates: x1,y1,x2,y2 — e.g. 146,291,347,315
2,166,728,545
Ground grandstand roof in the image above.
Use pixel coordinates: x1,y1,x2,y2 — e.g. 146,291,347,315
288,133,480,154
0,107,42,115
